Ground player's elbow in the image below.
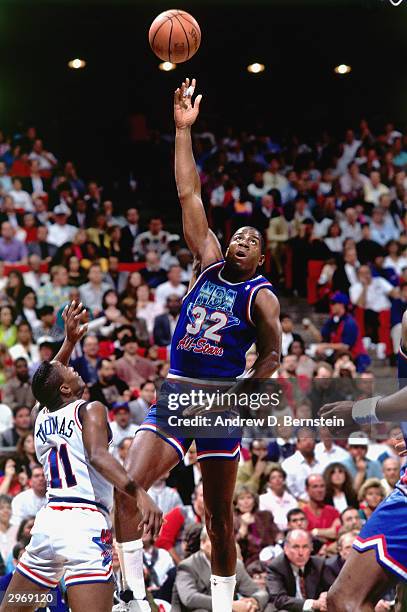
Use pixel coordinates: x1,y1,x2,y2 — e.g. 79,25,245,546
177,188,195,203
88,449,107,470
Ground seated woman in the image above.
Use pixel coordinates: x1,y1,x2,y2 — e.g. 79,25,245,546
233,486,278,567
323,462,358,513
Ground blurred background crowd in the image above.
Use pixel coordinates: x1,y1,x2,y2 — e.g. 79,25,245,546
0,117,405,611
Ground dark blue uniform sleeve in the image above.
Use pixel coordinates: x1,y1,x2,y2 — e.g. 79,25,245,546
341,319,358,348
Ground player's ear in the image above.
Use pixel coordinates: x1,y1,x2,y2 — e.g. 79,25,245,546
258,254,265,267
60,382,71,397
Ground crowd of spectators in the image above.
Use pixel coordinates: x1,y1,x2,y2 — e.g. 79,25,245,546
0,120,406,610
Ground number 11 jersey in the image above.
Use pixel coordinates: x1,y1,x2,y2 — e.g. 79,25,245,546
34,399,113,514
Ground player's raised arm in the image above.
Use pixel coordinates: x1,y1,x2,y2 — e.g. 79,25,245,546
52,300,88,366
174,77,222,268
81,401,163,536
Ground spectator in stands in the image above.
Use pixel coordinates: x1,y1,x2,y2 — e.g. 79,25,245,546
234,486,278,567
15,432,38,477
47,203,78,247
119,208,140,261
78,262,111,316
0,223,27,264
173,527,268,612
1,406,32,448
140,251,168,289
155,265,187,306
323,462,357,512
381,456,400,496
4,271,28,310
148,472,183,516
236,439,275,494
23,254,49,293
153,294,182,347
2,358,35,411
128,380,156,425
259,466,298,531
0,162,12,195
315,427,350,465
363,170,390,206
37,265,71,310
28,138,57,171
8,178,33,213
280,313,303,357
316,292,370,372
116,437,132,466
23,160,49,197
0,496,18,565
27,225,57,261
142,531,175,605
340,207,362,242
155,483,205,564
323,531,356,586
32,305,64,344
350,264,398,359
10,465,46,526
89,358,128,409
0,458,29,498
263,157,288,196
356,223,382,265
339,507,362,533
136,284,163,335
282,428,326,501
332,245,360,294
71,334,100,385
9,322,39,366
109,403,138,456
87,211,110,257
0,306,17,349
135,217,171,259
66,255,87,287
302,475,341,540
114,334,156,391
266,529,328,612
103,255,128,294
342,432,383,490
357,478,386,522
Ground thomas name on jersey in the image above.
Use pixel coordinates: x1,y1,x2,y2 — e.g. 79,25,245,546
36,415,75,444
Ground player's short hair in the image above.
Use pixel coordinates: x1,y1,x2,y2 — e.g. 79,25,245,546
32,361,64,407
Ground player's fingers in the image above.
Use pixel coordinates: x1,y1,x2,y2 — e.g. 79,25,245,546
145,511,155,535
193,94,202,111
154,512,162,538
62,304,69,321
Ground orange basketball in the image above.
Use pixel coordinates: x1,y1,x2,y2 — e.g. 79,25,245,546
149,9,201,63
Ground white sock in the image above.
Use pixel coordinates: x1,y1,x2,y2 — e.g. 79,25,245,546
211,574,236,612
117,539,145,600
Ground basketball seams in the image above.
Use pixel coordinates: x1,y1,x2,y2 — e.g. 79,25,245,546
176,11,200,32
168,18,174,62
150,14,173,49
170,12,190,61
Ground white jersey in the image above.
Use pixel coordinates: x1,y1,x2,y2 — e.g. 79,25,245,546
34,399,113,513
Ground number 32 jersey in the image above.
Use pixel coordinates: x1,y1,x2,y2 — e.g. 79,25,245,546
34,399,113,512
170,260,274,379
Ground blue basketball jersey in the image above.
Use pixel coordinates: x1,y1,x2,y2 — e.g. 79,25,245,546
169,260,274,379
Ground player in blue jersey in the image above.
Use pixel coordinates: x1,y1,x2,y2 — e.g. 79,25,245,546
114,78,282,612
319,309,407,610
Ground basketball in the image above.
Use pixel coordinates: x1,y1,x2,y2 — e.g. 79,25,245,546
149,9,201,63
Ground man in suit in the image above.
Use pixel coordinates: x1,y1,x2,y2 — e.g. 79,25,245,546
172,527,269,611
266,529,328,611
103,255,129,294
323,532,356,587
153,294,182,347
119,207,140,261
27,224,57,261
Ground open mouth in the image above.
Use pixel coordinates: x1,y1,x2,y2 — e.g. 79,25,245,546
235,250,248,259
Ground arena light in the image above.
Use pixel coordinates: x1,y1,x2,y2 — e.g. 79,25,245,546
68,58,86,70
334,64,351,75
159,62,176,71
247,63,265,74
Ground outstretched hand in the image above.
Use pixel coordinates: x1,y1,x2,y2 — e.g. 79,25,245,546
174,77,202,129
62,300,88,345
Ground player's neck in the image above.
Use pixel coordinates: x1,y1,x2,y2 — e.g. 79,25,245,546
221,262,256,283
48,395,77,412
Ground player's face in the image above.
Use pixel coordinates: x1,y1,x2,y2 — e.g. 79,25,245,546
226,228,264,274
56,362,85,398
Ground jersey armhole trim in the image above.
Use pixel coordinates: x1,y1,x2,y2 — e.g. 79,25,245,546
246,283,274,326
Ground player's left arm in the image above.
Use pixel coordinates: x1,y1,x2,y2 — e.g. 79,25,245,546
248,289,281,379
52,300,88,366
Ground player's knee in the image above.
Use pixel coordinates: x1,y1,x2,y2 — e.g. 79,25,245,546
327,586,357,612
206,508,234,544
